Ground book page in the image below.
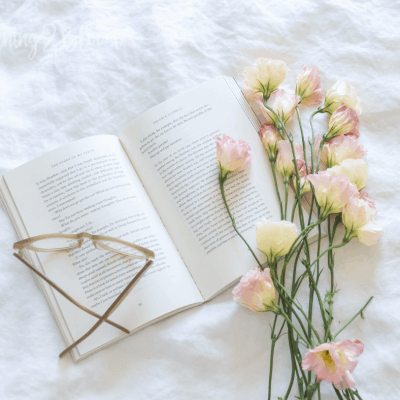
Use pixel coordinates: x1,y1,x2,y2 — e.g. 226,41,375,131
120,76,297,300
3,135,202,358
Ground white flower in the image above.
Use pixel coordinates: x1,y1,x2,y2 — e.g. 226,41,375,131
243,58,289,99
324,80,362,115
256,219,298,265
327,159,368,191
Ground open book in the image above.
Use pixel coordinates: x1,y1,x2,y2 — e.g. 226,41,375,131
0,76,319,362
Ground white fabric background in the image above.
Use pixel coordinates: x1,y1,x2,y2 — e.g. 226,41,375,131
0,1,399,399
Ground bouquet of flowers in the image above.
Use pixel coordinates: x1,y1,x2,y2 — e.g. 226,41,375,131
215,58,383,400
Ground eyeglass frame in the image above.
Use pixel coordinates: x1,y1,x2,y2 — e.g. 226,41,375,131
13,232,155,359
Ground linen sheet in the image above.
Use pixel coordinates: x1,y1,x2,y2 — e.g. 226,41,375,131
0,0,399,398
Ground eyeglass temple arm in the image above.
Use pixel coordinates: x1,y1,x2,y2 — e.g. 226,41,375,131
13,253,130,335
59,259,153,358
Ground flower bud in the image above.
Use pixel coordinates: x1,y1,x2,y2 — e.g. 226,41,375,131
243,58,289,99
276,140,304,180
295,65,324,106
256,219,298,265
323,80,362,115
256,89,299,128
293,159,314,194
327,159,368,191
259,123,280,160
215,134,252,176
232,267,278,312
326,104,360,140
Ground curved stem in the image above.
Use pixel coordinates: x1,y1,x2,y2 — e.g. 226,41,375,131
296,106,308,169
219,171,264,270
309,239,349,269
271,161,284,220
276,305,310,346
332,296,374,341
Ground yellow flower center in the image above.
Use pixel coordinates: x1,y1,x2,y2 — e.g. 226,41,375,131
320,350,336,374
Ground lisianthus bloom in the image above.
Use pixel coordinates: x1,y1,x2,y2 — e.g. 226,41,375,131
342,196,384,245
302,339,364,390
232,267,278,312
276,140,304,181
242,80,263,103
256,219,298,265
327,159,368,191
243,58,289,99
314,134,367,168
259,123,281,161
256,89,299,128
216,134,252,177
325,104,360,140
242,81,264,118
359,189,376,211
323,80,362,115
295,65,324,107
307,172,359,218
293,159,314,194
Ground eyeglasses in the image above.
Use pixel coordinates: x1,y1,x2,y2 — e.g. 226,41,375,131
13,232,155,358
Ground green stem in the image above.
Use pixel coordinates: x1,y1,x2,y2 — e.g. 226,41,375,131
284,181,289,220
334,386,346,400
309,240,350,269
309,109,323,173
276,305,310,346
352,389,363,400
218,171,264,270
291,198,298,223
268,338,276,400
332,296,374,341
324,215,341,342
296,106,308,169
285,218,324,261
270,161,284,220
273,277,321,344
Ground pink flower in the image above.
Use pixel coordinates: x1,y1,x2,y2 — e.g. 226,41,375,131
359,190,376,211
314,134,367,168
307,172,359,218
302,339,364,390
256,89,299,128
276,140,304,181
233,267,278,312
259,123,281,160
216,134,252,176
326,104,360,140
295,65,324,107
342,196,384,245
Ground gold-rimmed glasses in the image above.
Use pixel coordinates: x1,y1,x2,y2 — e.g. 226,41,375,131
13,232,155,358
